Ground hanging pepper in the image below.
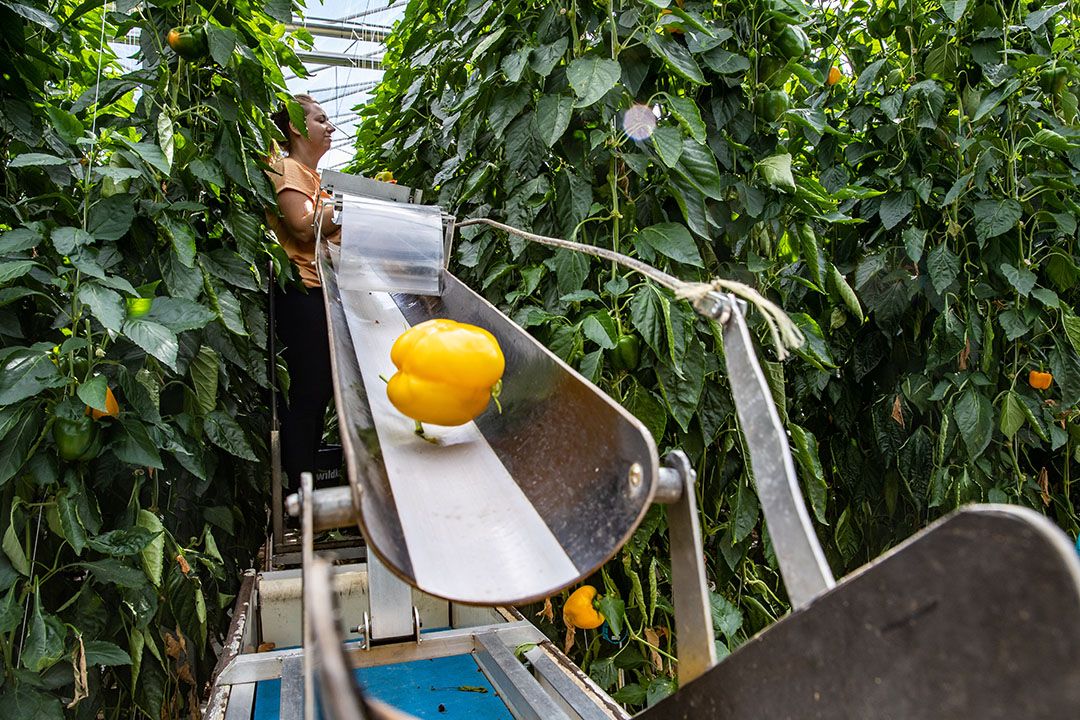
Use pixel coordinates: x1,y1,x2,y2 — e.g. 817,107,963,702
53,416,98,461
1028,370,1053,390
563,585,605,630
166,25,208,61
386,319,505,426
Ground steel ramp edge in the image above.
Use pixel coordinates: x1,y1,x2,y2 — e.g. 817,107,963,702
319,234,659,605
640,504,1080,720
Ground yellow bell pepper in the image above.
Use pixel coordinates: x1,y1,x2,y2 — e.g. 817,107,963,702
386,318,505,426
563,585,605,630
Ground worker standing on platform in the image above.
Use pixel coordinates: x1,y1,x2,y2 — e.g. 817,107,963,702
266,94,339,492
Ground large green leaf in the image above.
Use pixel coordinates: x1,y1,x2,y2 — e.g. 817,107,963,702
533,94,574,146
973,199,1023,243
675,139,723,199
567,56,621,107
656,337,705,431
664,94,707,143
21,596,65,672
123,319,179,370
635,222,703,267
79,283,125,332
204,411,258,461
111,418,164,469
954,388,993,459
645,32,705,84
190,346,220,415
757,153,796,192
0,348,65,404
650,125,683,167
790,424,828,524
84,640,133,667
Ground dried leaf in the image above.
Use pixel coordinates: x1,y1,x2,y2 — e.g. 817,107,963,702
537,597,554,624
68,636,89,709
256,642,276,653
563,625,576,655
176,554,191,575
1039,467,1050,506
958,337,970,370
177,661,195,686
164,631,182,660
644,627,663,671
891,395,905,428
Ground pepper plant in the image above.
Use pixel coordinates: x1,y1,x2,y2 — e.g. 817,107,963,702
353,0,1080,709
0,0,309,715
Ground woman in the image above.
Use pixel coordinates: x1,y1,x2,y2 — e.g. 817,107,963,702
266,95,338,492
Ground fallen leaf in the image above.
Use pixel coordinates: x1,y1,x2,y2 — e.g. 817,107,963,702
958,337,970,370
1039,467,1050,507
537,597,554,624
67,636,88,709
644,627,663,671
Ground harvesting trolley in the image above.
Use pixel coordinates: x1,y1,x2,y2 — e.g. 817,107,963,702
205,174,1080,720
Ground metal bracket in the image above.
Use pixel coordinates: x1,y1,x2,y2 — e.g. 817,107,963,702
657,450,717,687
715,293,835,608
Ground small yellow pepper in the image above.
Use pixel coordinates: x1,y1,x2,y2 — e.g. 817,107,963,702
563,585,605,630
386,318,505,426
1028,370,1053,390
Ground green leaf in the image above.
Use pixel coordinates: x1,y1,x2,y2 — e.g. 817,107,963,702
941,0,969,21
84,640,132,667
656,338,706,431
3,522,28,576
1032,128,1070,152
79,283,125,332
645,32,706,84
1000,263,1036,297
0,260,37,284
623,380,667,442
973,199,1022,243
0,685,64,720
190,346,219,415
791,313,836,369
566,56,621,107
56,489,86,556
650,125,683,167
927,243,960,295
136,509,164,588
122,319,179,370
87,526,156,557
0,585,21,633
1025,2,1065,29
675,138,723,199
954,388,993,459
732,480,759,542
21,597,65,672
469,26,506,62
77,374,109,413
577,314,613,353
612,683,647,706
88,197,134,245
700,47,751,75
81,559,146,588
757,153,796,192
595,594,625,638
902,227,927,262
205,410,258,461
709,591,743,639
50,226,93,254
117,140,170,175
636,222,703,266
879,191,915,230
0,408,40,487
529,38,568,77
646,677,677,707
0,227,42,253
0,348,65,404
664,94,707,143
533,94,574,147
8,153,68,168
1063,311,1080,356
588,657,617,691
112,418,164,469
156,112,175,168
160,215,197,268
999,391,1026,439
143,297,215,333
790,424,828,524
205,24,237,66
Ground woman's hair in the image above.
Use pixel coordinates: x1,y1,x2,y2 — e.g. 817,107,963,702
270,94,319,152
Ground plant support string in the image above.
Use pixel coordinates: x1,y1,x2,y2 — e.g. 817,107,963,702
456,217,805,360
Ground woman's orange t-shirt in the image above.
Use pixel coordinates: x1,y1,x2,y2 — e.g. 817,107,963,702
266,156,341,288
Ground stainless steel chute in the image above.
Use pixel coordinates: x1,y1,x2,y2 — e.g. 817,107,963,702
314,174,658,606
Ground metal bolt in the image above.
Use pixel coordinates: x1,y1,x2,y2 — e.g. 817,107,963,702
628,463,643,488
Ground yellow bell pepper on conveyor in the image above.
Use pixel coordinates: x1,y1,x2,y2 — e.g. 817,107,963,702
386,318,505,427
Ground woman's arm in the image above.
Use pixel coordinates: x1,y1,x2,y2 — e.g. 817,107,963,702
277,188,340,244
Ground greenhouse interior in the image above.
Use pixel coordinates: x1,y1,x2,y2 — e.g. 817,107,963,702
1,0,1079,717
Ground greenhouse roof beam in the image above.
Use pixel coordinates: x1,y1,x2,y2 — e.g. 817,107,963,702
286,19,390,42
294,51,382,70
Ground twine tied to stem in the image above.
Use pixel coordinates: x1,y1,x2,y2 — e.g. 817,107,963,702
456,217,805,360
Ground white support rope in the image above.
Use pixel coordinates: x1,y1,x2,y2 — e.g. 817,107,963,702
456,217,805,360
